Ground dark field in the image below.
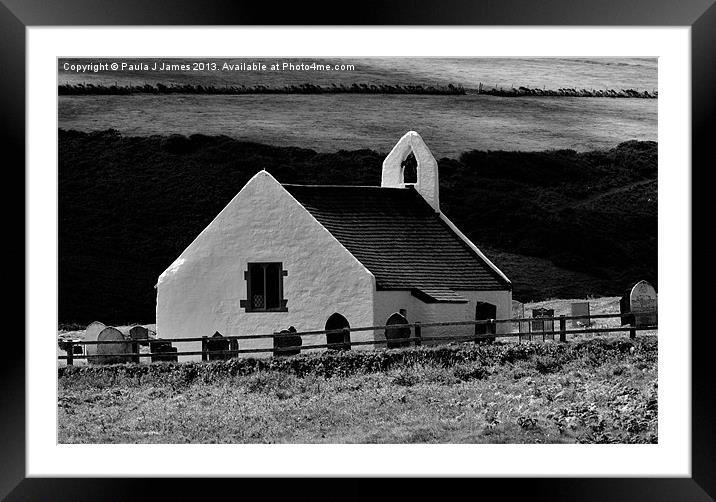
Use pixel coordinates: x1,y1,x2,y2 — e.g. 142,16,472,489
58,130,656,324
58,337,658,444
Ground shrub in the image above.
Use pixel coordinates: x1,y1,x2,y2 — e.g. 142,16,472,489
453,364,490,381
534,356,563,374
58,336,657,384
517,416,539,430
392,368,420,387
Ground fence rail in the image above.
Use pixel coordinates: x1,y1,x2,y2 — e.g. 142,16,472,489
58,311,657,365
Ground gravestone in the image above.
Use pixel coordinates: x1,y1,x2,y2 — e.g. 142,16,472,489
385,313,411,349
531,308,555,340
229,338,239,357
150,340,178,362
129,325,150,345
84,321,106,363
128,325,150,363
571,302,591,328
95,327,132,364
325,313,351,351
629,280,658,328
207,331,231,361
273,327,302,357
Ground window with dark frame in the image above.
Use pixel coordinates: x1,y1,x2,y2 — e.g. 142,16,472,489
241,262,288,312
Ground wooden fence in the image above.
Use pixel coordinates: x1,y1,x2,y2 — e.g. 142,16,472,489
58,311,657,365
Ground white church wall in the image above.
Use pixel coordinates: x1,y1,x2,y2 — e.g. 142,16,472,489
373,289,513,346
156,171,376,360
372,290,426,345
456,290,514,336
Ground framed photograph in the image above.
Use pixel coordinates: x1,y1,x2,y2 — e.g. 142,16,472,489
7,0,709,499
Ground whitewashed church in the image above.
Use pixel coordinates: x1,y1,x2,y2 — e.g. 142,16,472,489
156,131,512,357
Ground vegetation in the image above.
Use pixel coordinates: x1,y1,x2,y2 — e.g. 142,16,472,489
58,82,656,98
58,336,658,444
59,130,656,324
472,83,656,98
58,82,466,96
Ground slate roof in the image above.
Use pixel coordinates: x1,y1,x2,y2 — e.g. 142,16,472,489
283,184,511,294
410,288,469,303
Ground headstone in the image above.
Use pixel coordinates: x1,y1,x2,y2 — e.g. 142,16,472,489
94,327,132,364
629,280,657,327
571,302,591,328
127,325,149,363
150,340,178,362
273,327,302,357
229,338,239,356
207,331,231,361
325,314,351,351
84,321,106,363
129,325,150,345
531,308,555,340
385,313,410,349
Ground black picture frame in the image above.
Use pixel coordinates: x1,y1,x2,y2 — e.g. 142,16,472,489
5,1,709,499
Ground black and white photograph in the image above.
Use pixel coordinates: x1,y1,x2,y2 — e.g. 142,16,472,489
55,55,661,445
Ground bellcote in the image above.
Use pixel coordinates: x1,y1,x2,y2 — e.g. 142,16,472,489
381,131,440,213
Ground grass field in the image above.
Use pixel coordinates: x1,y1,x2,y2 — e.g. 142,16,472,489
58,93,656,156
59,58,657,95
58,336,657,444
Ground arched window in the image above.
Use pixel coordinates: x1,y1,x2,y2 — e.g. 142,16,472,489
325,313,351,351
401,152,417,184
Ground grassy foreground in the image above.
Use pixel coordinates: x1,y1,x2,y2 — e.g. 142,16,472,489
58,337,657,444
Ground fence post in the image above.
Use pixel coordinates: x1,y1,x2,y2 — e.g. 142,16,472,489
414,322,422,346
66,341,74,366
559,315,566,343
630,327,636,340
342,328,351,351
201,336,208,362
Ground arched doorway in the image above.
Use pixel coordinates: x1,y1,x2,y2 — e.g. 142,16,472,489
385,312,411,349
475,302,497,342
325,313,351,350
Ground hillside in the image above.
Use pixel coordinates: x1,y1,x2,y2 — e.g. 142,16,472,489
58,130,657,324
